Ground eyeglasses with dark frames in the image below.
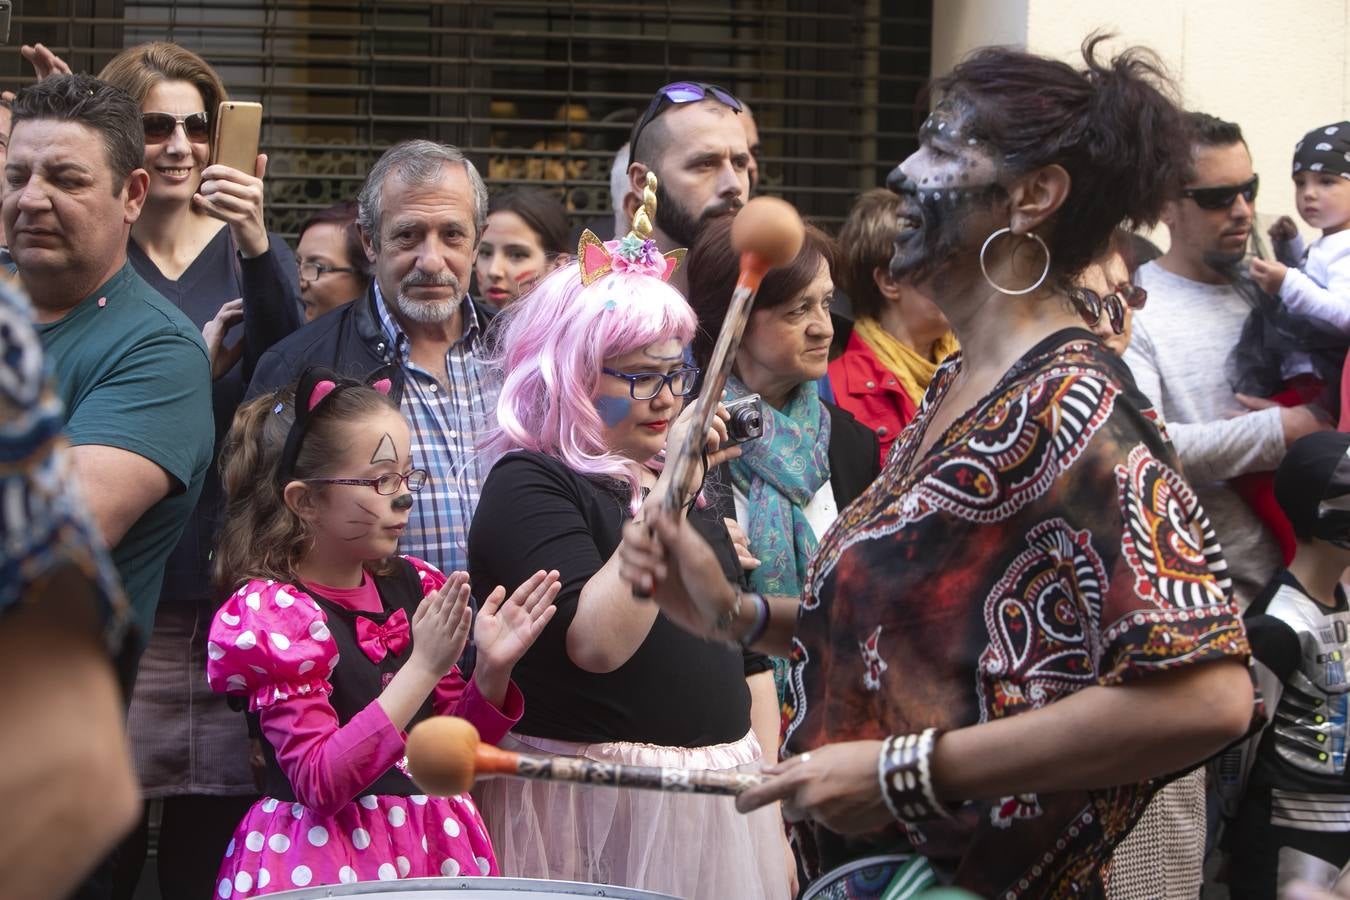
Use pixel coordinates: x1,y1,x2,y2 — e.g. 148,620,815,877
1072,283,1148,335
601,366,701,401
299,260,358,282
304,469,429,495
629,82,742,162
142,111,211,144
1182,175,1259,211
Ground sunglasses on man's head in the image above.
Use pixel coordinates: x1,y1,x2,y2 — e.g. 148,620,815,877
142,111,210,144
629,82,742,162
1182,175,1259,211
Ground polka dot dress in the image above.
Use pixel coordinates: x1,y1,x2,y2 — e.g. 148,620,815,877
213,792,496,897
207,576,498,896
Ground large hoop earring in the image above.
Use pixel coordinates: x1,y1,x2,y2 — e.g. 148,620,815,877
979,227,1051,296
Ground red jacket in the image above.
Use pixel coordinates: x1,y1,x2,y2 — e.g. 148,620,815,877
827,331,917,467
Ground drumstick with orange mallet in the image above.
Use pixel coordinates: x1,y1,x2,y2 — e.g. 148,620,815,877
407,717,767,797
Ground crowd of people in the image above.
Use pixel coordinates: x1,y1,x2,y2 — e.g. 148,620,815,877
2,28,1349,900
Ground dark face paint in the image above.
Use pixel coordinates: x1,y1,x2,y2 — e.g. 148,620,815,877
887,168,1006,285
886,98,1007,285
391,492,414,512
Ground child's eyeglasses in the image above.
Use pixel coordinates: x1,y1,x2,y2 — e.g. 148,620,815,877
1181,175,1259,211
142,112,211,143
629,82,742,161
305,469,430,495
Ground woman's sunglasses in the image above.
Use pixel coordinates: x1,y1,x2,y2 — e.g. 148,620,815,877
1072,282,1148,335
629,82,742,161
142,111,211,144
1181,175,1259,211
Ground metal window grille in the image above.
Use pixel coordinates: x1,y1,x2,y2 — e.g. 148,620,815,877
4,1,930,240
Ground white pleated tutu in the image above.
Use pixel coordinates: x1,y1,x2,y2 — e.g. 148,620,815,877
474,730,792,900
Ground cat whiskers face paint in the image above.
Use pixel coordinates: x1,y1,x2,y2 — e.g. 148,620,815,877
343,501,381,541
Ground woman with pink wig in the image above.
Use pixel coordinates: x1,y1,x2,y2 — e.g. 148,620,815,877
467,217,793,899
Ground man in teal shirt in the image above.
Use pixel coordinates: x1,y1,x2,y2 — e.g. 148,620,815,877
3,73,212,647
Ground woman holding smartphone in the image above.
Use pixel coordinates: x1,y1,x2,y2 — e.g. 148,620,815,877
101,42,302,900
16,40,304,900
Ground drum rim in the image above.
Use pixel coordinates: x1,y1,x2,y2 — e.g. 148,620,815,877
260,875,680,899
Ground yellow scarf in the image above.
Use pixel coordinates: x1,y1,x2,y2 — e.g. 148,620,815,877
852,316,959,408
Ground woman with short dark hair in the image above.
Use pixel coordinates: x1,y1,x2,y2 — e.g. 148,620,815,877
296,200,370,321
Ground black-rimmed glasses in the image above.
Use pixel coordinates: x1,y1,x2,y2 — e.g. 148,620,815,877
142,111,210,143
1182,175,1259,211
305,469,429,495
602,366,700,401
299,260,358,281
629,82,742,161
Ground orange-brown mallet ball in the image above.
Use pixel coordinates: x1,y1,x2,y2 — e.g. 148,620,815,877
406,716,480,796
731,196,805,268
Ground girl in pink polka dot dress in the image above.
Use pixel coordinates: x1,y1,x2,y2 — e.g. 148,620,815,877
205,369,559,897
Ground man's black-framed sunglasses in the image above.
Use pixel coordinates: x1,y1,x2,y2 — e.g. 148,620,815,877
305,469,430,496
629,82,742,162
602,366,701,401
1072,283,1148,335
142,111,211,143
1182,175,1259,211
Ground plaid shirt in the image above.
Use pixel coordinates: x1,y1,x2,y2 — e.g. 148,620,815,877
374,285,497,577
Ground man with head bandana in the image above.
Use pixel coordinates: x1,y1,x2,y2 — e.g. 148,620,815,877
1123,112,1332,607
1222,431,1350,898
626,82,751,293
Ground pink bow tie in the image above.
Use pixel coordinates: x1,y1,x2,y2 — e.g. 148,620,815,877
355,608,410,663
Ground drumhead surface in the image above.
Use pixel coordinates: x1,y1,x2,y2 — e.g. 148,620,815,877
261,876,680,899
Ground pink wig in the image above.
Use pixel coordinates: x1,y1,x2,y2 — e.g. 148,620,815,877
482,259,697,510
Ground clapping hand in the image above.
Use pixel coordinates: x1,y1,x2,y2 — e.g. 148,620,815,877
408,571,473,680
472,569,561,706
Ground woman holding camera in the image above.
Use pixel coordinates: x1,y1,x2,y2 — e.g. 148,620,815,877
467,220,791,899
684,218,880,732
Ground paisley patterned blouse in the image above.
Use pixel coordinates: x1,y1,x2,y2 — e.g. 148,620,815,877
784,330,1251,898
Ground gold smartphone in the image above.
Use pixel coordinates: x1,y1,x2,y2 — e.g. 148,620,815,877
210,101,262,173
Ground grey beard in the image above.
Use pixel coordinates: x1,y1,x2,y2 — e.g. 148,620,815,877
395,271,462,323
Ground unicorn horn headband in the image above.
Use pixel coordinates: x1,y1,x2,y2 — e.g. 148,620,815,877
578,171,687,285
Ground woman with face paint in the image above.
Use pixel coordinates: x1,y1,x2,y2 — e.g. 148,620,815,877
617,36,1258,898
474,187,572,312
466,210,792,899
203,368,560,895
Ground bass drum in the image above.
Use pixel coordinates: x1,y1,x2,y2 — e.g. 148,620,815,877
263,876,679,899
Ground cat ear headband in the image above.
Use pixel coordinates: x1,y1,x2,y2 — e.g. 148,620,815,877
577,171,687,286
276,366,393,484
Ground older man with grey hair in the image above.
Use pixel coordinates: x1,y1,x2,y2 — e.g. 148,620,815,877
248,139,496,577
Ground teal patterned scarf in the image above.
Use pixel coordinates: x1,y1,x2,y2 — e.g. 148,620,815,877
726,375,831,600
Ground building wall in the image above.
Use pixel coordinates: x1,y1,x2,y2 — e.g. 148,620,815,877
931,0,1350,246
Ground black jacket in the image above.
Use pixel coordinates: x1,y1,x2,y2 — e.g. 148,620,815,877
824,400,881,506
245,285,493,401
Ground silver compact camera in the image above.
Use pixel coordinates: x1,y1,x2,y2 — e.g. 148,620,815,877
723,393,764,448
